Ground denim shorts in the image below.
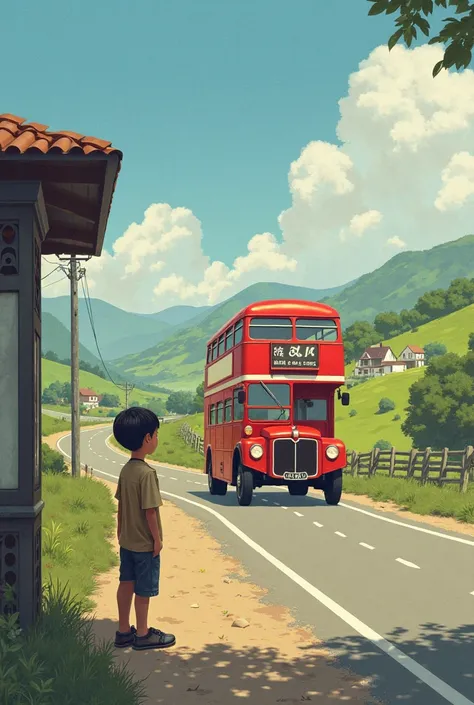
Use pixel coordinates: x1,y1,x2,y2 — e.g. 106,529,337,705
119,547,160,597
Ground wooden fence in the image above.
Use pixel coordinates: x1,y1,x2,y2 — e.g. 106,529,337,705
179,423,474,492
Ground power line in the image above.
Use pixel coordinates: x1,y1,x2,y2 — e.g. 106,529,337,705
42,275,68,289
41,265,60,281
81,271,135,404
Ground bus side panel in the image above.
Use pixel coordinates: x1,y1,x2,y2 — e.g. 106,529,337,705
223,421,233,482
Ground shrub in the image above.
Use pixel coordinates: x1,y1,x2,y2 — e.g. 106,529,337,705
349,409,357,417
378,397,396,414
374,439,392,450
42,444,67,474
393,414,401,421
107,409,117,417
0,581,146,705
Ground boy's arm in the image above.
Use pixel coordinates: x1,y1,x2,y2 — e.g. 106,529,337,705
115,479,122,542
141,472,163,556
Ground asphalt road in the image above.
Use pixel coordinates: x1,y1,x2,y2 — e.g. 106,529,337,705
58,425,474,705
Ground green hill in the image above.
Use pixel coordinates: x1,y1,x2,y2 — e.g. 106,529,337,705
112,236,474,391
180,303,474,452
324,234,474,327
42,312,101,367
41,358,165,406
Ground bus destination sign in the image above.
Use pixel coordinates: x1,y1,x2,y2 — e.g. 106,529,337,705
271,343,319,369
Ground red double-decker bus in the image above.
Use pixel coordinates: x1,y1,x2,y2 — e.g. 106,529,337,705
203,299,350,506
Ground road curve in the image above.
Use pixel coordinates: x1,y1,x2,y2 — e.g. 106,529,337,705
58,426,474,705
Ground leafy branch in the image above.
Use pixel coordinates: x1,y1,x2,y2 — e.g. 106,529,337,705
367,0,474,76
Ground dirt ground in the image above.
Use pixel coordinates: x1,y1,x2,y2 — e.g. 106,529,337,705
92,476,378,705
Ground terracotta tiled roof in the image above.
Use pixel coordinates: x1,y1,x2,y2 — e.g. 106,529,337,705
405,345,424,354
363,345,392,359
0,114,122,156
79,388,98,397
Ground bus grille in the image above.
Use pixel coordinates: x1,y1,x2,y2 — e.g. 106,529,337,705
272,439,318,477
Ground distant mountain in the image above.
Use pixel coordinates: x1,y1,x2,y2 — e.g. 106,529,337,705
112,280,356,390
322,234,474,327
42,297,175,359
42,313,101,367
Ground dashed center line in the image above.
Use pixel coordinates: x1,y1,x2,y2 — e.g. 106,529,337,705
281,506,288,510
262,498,268,502
396,558,420,570
470,591,474,596
294,511,303,517
273,502,280,506
313,521,323,528
335,531,346,538
359,542,375,550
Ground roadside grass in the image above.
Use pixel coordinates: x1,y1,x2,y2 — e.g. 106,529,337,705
43,403,118,418
341,473,474,524
42,472,118,609
41,413,99,436
109,416,204,470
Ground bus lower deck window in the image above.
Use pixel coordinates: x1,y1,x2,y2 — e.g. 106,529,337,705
233,389,244,419
209,404,216,425
224,399,232,422
296,318,338,341
249,317,292,340
217,401,224,423
294,398,327,421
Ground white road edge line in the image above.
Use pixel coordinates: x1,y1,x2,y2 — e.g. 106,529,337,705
313,521,323,528
335,531,346,538
78,428,474,548
58,431,474,705
396,558,421,570
339,502,474,547
294,511,303,517
359,542,375,550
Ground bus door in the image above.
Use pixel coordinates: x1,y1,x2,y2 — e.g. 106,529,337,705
293,383,330,436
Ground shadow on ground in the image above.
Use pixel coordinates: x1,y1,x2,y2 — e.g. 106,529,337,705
93,618,474,705
188,490,331,509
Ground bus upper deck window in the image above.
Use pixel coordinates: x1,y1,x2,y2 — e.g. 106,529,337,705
249,317,292,340
225,327,233,350
234,320,243,345
212,340,218,360
218,334,225,356
296,318,338,342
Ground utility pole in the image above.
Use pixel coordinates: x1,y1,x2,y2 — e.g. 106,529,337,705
61,255,86,478
70,255,80,477
124,382,135,409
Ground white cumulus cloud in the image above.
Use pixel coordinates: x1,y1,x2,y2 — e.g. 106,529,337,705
43,43,474,312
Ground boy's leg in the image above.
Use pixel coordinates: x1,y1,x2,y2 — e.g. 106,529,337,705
132,552,176,650
115,548,137,646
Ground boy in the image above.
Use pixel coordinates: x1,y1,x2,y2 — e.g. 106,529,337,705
112,407,176,651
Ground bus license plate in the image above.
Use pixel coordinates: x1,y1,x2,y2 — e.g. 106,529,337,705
283,472,308,480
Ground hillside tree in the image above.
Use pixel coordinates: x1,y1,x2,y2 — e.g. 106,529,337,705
424,341,448,362
343,321,380,363
373,311,402,338
402,348,474,448
193,382,204,413
414,289,447,320
368,1,474,77
468,332,474,351
100,393,121,407
399,307,427,331
166,391,195,415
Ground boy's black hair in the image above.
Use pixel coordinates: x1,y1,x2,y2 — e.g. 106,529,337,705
113,407,160,452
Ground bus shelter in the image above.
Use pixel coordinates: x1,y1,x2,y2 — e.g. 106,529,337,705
0,114,122,627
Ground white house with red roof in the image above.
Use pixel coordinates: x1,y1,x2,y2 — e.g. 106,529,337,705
354,342,425,377
399,345,425,369
79,387,102,409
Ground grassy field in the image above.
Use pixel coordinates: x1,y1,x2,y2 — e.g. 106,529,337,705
42,358,165,405
42,473,118,609
41,413,102,436
109,416,204,470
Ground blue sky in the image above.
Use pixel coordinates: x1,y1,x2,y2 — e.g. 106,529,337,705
5,0,394,265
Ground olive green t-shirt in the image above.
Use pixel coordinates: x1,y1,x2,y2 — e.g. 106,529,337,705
115,459,163,553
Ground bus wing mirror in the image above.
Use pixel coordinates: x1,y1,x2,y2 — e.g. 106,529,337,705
341,392,350,406
237,390,246,404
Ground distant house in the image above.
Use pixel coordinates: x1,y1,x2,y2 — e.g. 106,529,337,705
399,345,425,369
79,388,101,409
355,344,406,377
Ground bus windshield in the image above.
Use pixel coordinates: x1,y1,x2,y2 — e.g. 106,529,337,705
247,383,290,421
294,398,327,421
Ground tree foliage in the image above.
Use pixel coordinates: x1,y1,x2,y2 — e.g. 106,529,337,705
424,341,448,361
402,345,474,448
368,0,474,77
166,390,196,415
99,393,120,407
378,397,396,413
42,381,71,405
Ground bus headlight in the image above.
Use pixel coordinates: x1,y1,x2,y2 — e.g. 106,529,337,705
244,425,253,436
250,443,264,460
326,445,339,460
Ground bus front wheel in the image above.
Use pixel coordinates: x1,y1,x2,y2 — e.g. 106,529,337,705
236,464,253,506
324,469,342,505
288,482,308,496
207,458,227,496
